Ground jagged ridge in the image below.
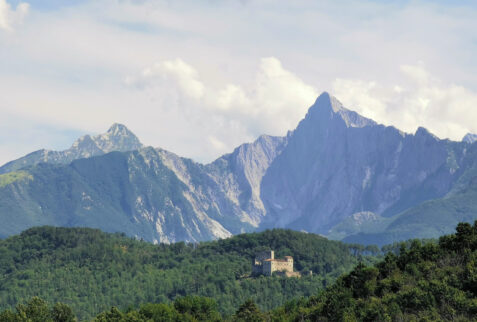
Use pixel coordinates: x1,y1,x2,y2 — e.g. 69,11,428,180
0,124,143,174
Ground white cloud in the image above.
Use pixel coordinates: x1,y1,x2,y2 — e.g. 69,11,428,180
206,56,318,135
332,64,477,140
1,0,477,165
215,84,250,111
127,57,318,143
208,135,226,151
0,0,28,31
128,59,205,100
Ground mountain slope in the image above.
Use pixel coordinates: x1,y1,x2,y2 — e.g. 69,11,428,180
0,131,290,242
344,142,477,245
0,148,251,242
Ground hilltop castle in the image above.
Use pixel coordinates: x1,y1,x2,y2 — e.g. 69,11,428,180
252,250,300,277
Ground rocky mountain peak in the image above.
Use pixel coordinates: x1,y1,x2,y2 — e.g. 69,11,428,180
314,91,344,113
304,92,376,129
0,124,144,174
463,133,477,144
92,123,143,153
415,126,439,141
69,124,142,153
107,123,132,136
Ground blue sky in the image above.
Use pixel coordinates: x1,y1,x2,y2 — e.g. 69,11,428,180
1,0,477,165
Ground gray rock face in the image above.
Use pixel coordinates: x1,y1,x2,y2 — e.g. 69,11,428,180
0,123,143,174
206,135,287,227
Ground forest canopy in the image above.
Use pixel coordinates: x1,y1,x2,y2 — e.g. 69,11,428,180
2,221,476,321
0,226,376,320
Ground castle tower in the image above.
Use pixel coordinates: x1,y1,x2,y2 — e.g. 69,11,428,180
252,250,275,275
284,256,293,272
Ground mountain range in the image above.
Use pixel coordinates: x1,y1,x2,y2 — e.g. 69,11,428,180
1,92,477,245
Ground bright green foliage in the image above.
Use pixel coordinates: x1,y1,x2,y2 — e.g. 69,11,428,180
0,297,76,322
0,170,32,188
268,221,477,321
0,226,373,320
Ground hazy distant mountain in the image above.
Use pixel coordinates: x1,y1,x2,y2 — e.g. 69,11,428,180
1,92,477,244
0,123,143,174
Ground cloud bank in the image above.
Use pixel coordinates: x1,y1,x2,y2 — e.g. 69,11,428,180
0,0,477,165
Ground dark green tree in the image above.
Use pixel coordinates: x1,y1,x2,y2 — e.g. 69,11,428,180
17,297,52,322
139,303,178,322
233,299,265,322
173,296,221,321
52,303,76,322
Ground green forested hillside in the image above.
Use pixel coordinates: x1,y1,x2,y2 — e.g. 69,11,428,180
0,227,375,320
2,222,476,321
270,221,477,321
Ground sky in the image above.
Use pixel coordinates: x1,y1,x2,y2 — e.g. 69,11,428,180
1,0,477,165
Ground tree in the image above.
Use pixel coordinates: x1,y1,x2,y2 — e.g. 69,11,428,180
0,309,17,322
52,303,76,322
139,303,178,322
173,296,221,321
17,297,52,322
233,299,265,322
94,307,124,322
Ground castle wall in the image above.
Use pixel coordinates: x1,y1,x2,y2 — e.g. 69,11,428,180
253,251,296,277
262,258,293,276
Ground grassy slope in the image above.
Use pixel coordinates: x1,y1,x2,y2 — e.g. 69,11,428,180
0,171,32,188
